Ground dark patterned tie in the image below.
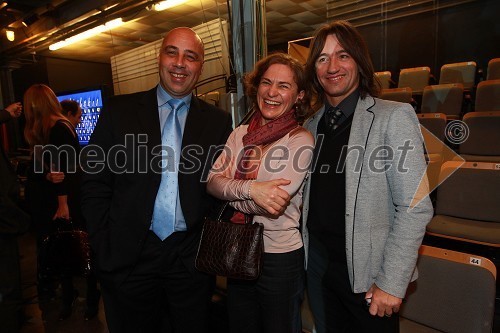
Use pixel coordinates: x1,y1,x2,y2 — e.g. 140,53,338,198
325,106,343,132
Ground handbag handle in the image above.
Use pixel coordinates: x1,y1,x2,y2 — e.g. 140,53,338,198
216,202,252,224
53,217,79,232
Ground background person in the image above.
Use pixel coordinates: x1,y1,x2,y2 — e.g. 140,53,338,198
60,99,82,128
58,98,101,320
0,102,30,332
207,52,314,333
302,21,433,332
23,84,88,320
81,27,232,333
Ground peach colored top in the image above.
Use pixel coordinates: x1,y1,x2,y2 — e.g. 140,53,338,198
207,125,314,253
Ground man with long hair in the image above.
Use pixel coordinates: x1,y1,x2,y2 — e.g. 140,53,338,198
302,21,433,332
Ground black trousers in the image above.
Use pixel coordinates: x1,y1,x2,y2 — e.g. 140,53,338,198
307,236,399,333
227,247,305,333
100,231,214,333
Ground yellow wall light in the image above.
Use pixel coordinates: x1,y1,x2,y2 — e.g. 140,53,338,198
6,29,15,42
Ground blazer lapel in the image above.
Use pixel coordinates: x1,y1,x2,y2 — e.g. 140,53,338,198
304,104,326,138
345,96,375,215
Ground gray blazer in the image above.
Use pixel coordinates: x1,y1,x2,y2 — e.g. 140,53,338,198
302,95,434,298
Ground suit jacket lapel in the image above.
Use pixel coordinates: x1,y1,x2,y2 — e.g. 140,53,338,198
345,96,375,214
137,87,161,147
182,96,207,148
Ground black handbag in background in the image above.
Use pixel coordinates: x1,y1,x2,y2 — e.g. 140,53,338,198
41,218,92,277
195,202,264,280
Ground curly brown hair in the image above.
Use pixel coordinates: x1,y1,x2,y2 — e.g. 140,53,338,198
244,52,312,123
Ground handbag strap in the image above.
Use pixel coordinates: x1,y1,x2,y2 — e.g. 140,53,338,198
54,217,77,232
216,202,252,224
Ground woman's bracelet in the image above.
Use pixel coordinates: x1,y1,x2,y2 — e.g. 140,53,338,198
248,180,255,199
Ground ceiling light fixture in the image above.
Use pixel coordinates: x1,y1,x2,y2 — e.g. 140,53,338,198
49,18,124,51
153,0,188,11
6,29,14,41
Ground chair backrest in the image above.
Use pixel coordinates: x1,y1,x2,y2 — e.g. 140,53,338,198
374,71,392,89
417,113,446,149
421,83,463,118
439,61,477,90
398,67,430,94
460,111,500,157
435,161,500,222
475,79,500,112
379,87,412,103
400,245,496,333
486,58,500,80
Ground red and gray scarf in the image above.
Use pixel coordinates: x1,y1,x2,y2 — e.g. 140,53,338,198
231,109,298,223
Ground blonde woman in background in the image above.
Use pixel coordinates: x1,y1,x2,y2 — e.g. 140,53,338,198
24,84,100,320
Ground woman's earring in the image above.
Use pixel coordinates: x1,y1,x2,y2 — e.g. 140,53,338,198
294,100,301,112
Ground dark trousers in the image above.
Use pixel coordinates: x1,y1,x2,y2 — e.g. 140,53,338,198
307,236,399,333
100,231,214,333
227,247,305,333
306,235,329,332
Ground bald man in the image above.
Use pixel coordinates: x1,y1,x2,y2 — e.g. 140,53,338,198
81,27,233,332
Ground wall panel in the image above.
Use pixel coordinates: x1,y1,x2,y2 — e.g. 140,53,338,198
111,19,229,96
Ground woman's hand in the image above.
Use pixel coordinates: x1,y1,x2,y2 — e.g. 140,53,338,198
53,195,70,220
53,204,70,220
46,171,65,183
249,178,291,217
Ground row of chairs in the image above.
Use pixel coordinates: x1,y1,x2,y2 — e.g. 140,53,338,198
376,58,500,93
380,79,500,118
418,111,500,162
426,161,500,247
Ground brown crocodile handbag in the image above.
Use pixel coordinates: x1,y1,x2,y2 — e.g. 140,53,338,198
195,202,264,280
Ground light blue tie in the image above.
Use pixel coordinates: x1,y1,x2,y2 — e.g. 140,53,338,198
151,99,185,240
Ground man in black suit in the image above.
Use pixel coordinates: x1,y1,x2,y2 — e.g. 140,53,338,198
0,103,30,332
81,27,232,333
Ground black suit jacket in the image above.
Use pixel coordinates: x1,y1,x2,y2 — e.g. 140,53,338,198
81,87,232,284
0,110,30,235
